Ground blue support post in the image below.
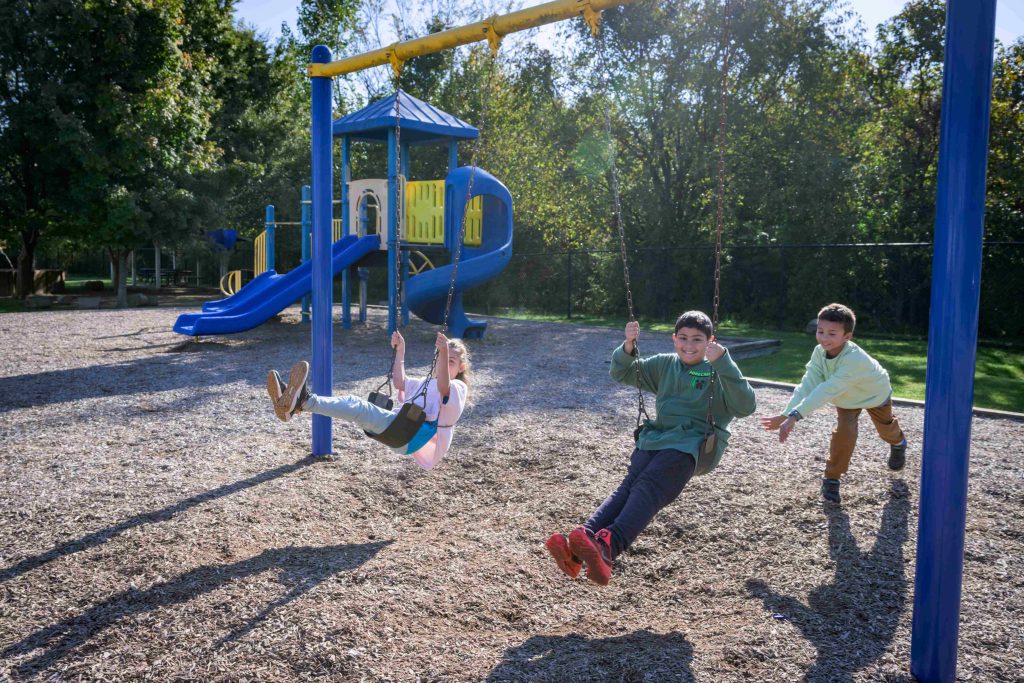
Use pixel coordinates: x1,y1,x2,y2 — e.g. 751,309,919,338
400,141,411,326
341,136,352,329
301,185,311,323
910,2,997,682
387,128,398,334
448,140,458,173
358,268,369,322
264,205,276,272
310,45,334,457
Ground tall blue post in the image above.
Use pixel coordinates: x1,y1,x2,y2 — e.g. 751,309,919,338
448,140,458,173
310,45,334,457
341,136,352,329
911,2,996,682
264,205,276,272
386,127,398,334
400,141,411,326
301,185,311,323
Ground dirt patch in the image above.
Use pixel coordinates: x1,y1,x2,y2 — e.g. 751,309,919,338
1,306,1021,681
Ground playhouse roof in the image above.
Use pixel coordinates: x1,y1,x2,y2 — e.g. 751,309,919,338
332,90,479,144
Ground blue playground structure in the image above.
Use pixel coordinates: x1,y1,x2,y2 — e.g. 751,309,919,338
173,91,512,340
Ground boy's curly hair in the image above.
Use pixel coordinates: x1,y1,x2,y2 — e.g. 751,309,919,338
817,303,856,334
674,310,714,338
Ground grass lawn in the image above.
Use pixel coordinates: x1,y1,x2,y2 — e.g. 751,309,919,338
495,310,1024,413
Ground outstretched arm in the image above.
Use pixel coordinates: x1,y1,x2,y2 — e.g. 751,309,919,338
435,331,451,399
391,330,406,391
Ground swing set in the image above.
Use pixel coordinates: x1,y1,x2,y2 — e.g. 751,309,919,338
305,1,995,680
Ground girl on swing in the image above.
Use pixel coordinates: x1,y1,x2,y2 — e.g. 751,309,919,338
267,330,470,470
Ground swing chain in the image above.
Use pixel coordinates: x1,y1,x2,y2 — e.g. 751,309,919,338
416,48,498,404
703,1,733,448
375,70,407,401
597,28,650,433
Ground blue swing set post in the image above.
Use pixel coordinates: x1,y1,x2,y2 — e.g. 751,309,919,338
911,1,997,681
310,45,334,457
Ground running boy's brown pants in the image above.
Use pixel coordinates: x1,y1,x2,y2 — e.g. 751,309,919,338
826,400,904,480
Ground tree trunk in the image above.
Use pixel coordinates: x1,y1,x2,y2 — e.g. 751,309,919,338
109,248,128,308
16,227,40,299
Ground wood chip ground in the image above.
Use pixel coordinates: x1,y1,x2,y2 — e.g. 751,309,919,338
1,306,1021,682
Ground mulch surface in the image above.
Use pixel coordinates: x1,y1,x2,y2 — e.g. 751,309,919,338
1,306,1021,682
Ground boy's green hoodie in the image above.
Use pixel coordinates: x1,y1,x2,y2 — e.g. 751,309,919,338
611,344,757,475
784,340,892,417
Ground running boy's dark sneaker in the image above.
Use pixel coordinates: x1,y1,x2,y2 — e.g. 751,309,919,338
888,439,908,471
821,478,841,503
277,361,310,418
545,533,582,579
266,370,290,422
568,526,613,586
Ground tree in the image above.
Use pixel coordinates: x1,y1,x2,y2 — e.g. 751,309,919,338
0,0,219,303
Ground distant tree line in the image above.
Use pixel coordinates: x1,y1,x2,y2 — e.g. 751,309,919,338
2,0,1021,337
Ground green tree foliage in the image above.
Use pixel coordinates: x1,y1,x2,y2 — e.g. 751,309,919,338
0,0,219,303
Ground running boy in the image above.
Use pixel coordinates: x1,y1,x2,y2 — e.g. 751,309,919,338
545,311,757,585
760,303,908,503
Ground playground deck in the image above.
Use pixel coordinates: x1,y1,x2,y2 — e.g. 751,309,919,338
1,306,1021,681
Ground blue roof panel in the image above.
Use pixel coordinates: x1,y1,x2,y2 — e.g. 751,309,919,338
333,90,479,143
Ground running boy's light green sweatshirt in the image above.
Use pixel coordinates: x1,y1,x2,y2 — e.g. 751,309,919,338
784,341,892,416
610,344,757,475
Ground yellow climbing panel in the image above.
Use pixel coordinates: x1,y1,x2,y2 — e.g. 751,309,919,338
404,180,482,247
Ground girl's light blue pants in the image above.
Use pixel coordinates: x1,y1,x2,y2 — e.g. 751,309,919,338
304,394,394,435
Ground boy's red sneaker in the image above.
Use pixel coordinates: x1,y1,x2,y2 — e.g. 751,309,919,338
545,533,582,579
568,526,613,586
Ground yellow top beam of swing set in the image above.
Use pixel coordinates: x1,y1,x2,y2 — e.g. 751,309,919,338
307,0,638,79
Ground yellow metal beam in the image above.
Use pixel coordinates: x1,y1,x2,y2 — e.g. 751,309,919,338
308,0,637,78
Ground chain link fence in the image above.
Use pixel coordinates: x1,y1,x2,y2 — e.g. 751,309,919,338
464,241,1024,340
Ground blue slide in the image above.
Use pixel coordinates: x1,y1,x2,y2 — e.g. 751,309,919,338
173,234,380,336
406,167,513,339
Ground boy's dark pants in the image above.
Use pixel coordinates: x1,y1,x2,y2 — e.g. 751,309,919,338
585,448,696,559
826,399,904,480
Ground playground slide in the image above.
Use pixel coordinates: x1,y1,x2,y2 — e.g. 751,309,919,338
406,167,513,339
200,233,359,313
173,234,379,336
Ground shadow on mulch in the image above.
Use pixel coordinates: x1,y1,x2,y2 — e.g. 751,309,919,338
0,349,385,414
0,456,319,583
485,630,695,682
745,480,911,683
2,540,392,677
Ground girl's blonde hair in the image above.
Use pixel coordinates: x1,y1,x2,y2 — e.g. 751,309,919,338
448,339,472,385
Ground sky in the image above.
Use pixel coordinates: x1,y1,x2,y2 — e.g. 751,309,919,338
234,0,1024,50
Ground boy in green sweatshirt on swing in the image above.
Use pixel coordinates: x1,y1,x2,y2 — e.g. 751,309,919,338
545,311,757,585
761,303,908,504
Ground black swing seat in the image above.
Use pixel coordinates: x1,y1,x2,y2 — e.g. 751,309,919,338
367,391,394,410
364,401,426,448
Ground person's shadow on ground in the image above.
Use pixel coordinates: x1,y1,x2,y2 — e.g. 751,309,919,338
746,479,911,682
1,541,391,677
484,630,694,682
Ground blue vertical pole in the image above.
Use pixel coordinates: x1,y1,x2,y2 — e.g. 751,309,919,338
910,2,996,682
310,45,334,457
448,140,458,173
301,185,311,323
341,136,352,329
400,141,411,326
264,205,275,272
387,128,398,334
